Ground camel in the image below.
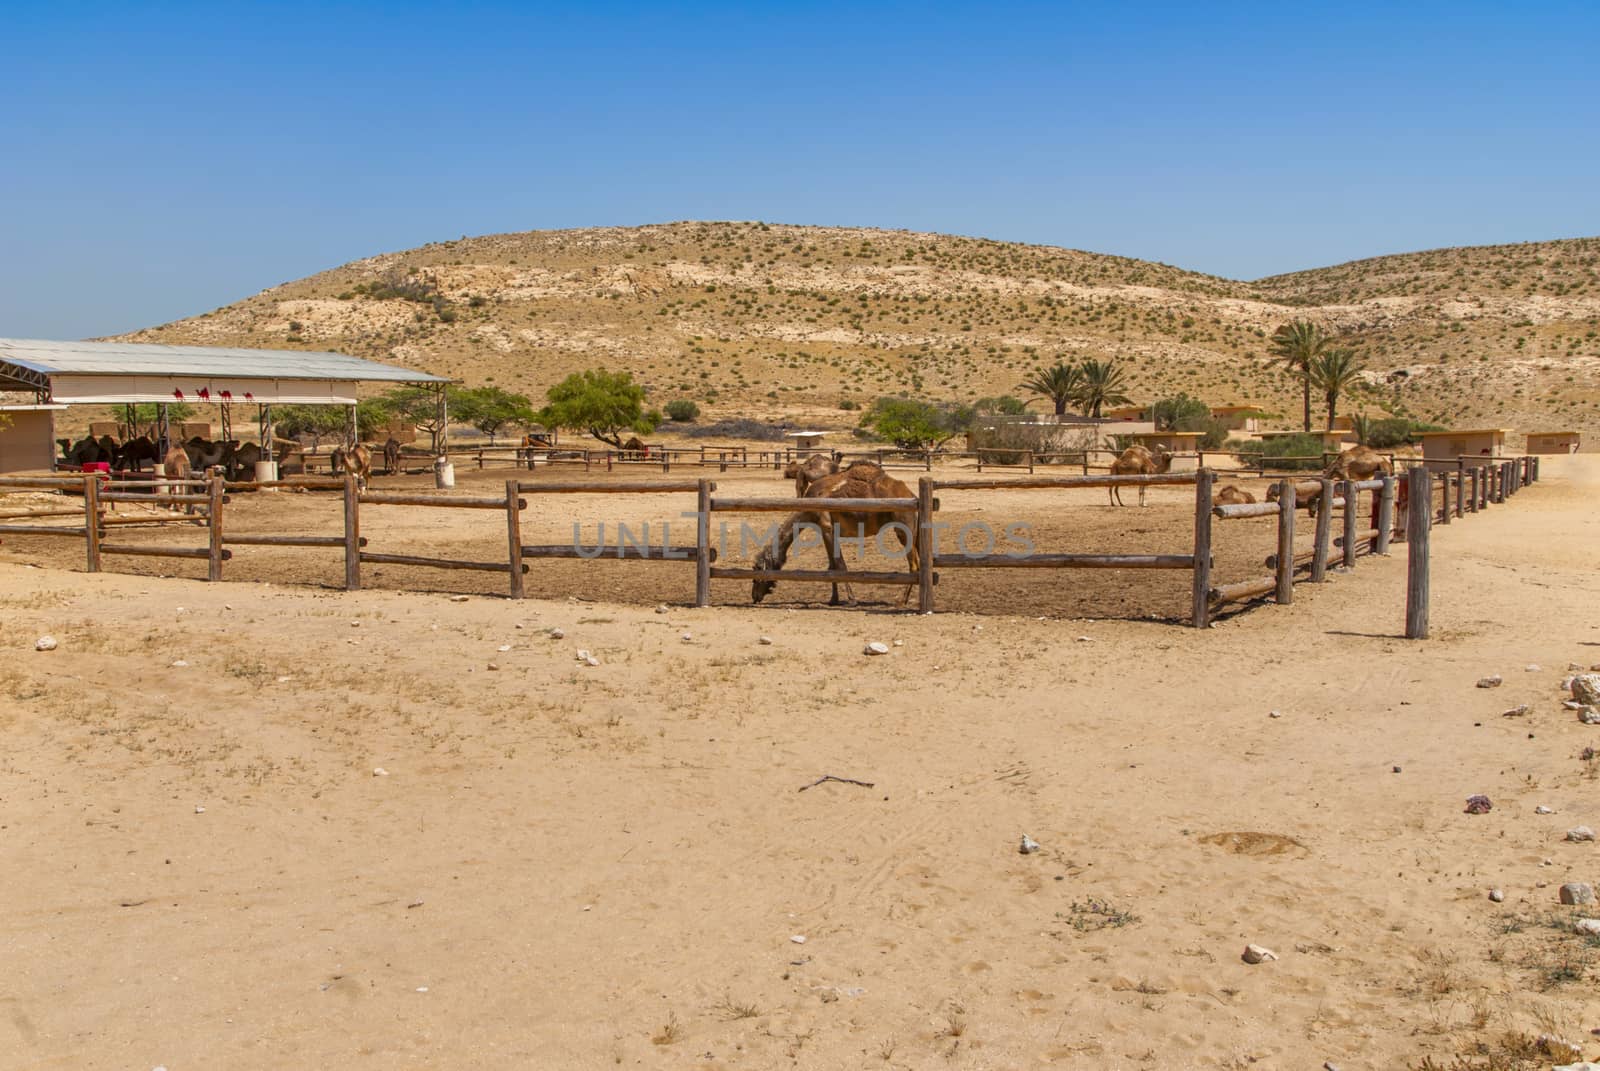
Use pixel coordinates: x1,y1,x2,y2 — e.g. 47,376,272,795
183,437,235,473
1326,445,1393,482
382,437,402,475
751,461,919,607
160,446,196,514
113,435,159,472
1108,445,1173,506
1214,484,1256,506
332,444,373,489
58,435,113,467
783,452,840,497
620,436,650,459
1265,479,1324,516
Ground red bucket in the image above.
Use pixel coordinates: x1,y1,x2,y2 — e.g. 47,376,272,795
81,462,110,474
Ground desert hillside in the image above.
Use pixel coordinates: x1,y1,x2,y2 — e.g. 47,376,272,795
117,223,1600,441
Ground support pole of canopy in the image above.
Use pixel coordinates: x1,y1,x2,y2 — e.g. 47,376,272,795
259,404,272,451
219,402,232,445
436,384,449,456
156,403,170,459
124,403,136,440
346,404,358,449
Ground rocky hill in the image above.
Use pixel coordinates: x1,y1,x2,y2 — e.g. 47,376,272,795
116,222,1600,440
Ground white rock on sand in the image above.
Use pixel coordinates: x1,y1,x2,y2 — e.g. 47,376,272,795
864,642,890,655
1242,944,1278,964
34,636,57,651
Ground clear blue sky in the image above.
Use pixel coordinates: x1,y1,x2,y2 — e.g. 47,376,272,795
3,1,1596,339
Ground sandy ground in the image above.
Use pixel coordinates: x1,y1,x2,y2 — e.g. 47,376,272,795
2,457,1598,1070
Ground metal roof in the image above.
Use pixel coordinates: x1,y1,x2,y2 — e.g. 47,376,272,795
0,337,447,386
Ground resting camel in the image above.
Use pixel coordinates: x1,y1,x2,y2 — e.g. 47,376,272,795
783,452,840,497
1265,480,1324,516
58,435,117,467
331,444,373,489
1326,444,1393,481
751,461,919,607
1108,445,1173,506
621,436,650,459
1214,484,1256,506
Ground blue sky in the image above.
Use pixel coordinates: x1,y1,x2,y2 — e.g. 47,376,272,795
2,1,1596,339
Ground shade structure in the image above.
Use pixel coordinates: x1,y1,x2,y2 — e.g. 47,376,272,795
0,337,446,403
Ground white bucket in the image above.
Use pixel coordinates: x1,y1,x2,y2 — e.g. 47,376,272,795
434,457,455,489
254,460,278,490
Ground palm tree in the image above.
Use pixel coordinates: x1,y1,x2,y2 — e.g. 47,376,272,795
1268,320,1331,431
1350,411,1374,447
1018,362,1082,416
1075,358,1132,418
1308,348,1365,430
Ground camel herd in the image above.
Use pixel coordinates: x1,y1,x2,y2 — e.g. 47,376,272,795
56,431,406,490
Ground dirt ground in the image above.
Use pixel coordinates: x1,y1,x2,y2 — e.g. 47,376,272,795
2,457,1598,1070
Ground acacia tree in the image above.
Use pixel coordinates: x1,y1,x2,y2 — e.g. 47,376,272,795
1269,321,1331,432
1074,358,1131,418
1018,363,1082,415
453,386,535,444
1309,348,1365,430
536,369,660,447
858,397,972,450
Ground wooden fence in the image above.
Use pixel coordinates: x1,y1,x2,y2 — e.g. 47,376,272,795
0,455,1540,630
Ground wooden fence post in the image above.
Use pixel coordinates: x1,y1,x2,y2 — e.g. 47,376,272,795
207,473,225,582
1311,478,1333,582
1375,475,1395,555
1191,469,1213,627
505,478,525,600
1468,467,1478,513
1341,478,1358,568
917,477,936,614
82,474,101,573
1275,478,1295,605
1454,460,1464,517
1405,466,1431,640
1437,471,1451,525
343,474,361,591
694,479,711,607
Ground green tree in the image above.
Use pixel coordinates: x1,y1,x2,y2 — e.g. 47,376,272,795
1268,320,1331,432
1074,358,1132,418
1308,348,1365,430
975,394,1027,415
272,404,348,444
1150,393,1208,431
1017,363,1082,416
1350,412,1374,446
665,399,700,422
536,370,660,447
452,386,535,444
858,397,970,450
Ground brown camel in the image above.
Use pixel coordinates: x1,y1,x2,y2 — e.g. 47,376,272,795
1214,484,1256,506
1326,445,1393,481
751,461,919,607
160,446,196,514
1266,479,1324,516
333,444,374,488
621,436,649,459
382,437,402,475
783,452,840,497
1108,445,1173,506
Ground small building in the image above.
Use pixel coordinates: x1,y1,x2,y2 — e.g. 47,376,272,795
1102,404,1149,422
1208,405,1266,432
1417,428,1508,461
785,431,827,455
1130,430,1203,454
0,404,67,473
1524,430,1580,455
